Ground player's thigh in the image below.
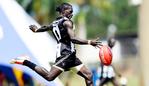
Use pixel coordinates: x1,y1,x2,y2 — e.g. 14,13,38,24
99,78,108,86
111,78,119,86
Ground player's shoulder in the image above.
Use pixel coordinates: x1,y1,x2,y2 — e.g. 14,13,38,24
63,17,69,21
63,18,73,26
55,17,72,24
63,17,72,23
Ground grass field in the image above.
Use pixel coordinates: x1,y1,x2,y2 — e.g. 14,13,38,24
59,72,139,86
59,58,140,86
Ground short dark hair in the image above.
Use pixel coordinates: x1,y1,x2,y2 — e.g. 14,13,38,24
56,3,72,13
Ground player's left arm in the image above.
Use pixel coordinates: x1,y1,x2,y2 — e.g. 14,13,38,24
29,24,53,32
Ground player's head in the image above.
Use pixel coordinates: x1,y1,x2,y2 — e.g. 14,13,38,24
56,3,73,19
108,37,116,48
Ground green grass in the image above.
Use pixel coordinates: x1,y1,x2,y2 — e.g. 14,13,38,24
59,70,140,86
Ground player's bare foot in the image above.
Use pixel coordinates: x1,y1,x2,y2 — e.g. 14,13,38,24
10,55,30,65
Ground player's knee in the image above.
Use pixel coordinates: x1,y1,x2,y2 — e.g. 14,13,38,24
86,72,93,85
45,75,56,81
87,72,93,80
47,78,55,81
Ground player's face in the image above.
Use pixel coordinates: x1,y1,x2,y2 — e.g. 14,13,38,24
64,8,73,19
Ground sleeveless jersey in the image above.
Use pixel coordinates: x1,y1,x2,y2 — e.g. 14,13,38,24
51,17,75,58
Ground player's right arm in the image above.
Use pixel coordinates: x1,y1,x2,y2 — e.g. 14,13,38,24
63,20,102,47
29,24,53,32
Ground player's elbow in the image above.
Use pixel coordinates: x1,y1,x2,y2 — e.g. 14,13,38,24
70,37,77,43
71,39,80,44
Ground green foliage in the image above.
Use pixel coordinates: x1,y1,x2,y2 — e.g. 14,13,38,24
17,0,66,24
17,0,138,38
113,0,138,35
85,0,138,38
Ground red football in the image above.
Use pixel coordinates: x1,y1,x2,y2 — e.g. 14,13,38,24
99,45,113,66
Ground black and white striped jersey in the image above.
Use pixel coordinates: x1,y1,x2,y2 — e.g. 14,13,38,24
51,17,75,58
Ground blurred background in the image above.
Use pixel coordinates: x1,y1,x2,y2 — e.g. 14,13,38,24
0,0,149,86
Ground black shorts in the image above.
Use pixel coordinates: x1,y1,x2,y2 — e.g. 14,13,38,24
100,77,115,84
53,52,83,71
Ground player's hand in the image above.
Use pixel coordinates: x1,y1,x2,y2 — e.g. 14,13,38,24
29,25,38,32
89,37,102,47
90,40,102,47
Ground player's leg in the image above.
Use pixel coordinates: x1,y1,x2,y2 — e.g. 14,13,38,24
69,56,93,86
76,65,93,86
25,61,63,81
10,56,63,81
99,78,107,86
111,77,119,86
